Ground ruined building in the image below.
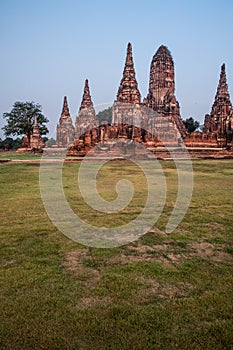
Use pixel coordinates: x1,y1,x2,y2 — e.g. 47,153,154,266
111,43,186,147
55,43,233,153
185,63,233,148
75,79,99,139
204,63,233,145
56,80,99,148
30,116,45,149
112,42,146,132
145,45,175,110
56,43,187,151
56,96,75,147
21,116,45,150
115,43,141,105
144,45,187,138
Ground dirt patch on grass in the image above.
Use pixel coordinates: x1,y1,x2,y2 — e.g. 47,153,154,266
63,241,232,279
187,242,232,262
203,222,225,231
112,243,182,267
139,277,194,300
110,241,232,266
63,248,101,286
78,296,113,309
109,243,176,267
63,248,88,274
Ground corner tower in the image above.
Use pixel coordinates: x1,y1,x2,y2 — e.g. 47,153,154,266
56,96,75,147
112,43,143,126
116,42,141,104
204,64,233,145
75,79,99,138
211,63,232,116
30,116,45,149
79,79,95,110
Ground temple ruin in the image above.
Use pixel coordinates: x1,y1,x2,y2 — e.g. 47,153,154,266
55,43,233,156
204,63,233,146
30,116,45,149
75,79,99,139
56,96,75,147
19,116,45,152
185,63,233,148
143,45,187,138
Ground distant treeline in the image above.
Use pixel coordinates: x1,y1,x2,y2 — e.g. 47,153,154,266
96,107,112,124
0,137,51,150
0,137,23,151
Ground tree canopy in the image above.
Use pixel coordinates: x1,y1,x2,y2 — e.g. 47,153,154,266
96,107,112,124
2,101,49,146
183,117,200,133
46,138,56,148
0,137,22,150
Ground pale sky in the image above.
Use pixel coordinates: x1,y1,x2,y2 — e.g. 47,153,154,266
1,0,233,138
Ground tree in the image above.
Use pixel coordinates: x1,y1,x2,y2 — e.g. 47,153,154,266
47,138,56,147
42,136,49,143
0,137,22,150
96,107,112,124
183,117,200,133
2,101,49,146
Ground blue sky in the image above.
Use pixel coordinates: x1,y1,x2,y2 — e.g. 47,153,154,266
1,0,233,138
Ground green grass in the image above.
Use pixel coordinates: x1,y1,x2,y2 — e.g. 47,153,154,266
0,151,42,160
0,159,232,349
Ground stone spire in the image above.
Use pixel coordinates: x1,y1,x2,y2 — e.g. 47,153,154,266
213,64,231,106
75,79,98,138
62,96,70,116
30,116,45,149
143,45,187,138
59,96,73,124
56,96,75,147
32,116,39,135
204,64,233,141
79,79,94,111
116,42,141,104
146,45,175,109
211,63,232,118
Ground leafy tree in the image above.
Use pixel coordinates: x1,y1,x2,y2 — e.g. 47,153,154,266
47,138,56,147
0,137,22,150
96,107,112,124
13,137,23,150
2,101,49,146
42,136,49,143
1,137,14,150
183,117,200,133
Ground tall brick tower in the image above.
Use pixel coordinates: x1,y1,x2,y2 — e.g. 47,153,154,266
79,79,95,110
112,43,143,126
56,96,75,147
204,64,233,146
75,79,99,138
144,45,187,138
146,45,174,109
116,42,141,104
31,116,45,149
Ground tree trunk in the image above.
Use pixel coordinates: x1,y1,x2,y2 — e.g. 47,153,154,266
27,132,31,147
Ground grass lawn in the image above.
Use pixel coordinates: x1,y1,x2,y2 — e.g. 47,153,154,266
0,157,232,349
0,151,42,161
